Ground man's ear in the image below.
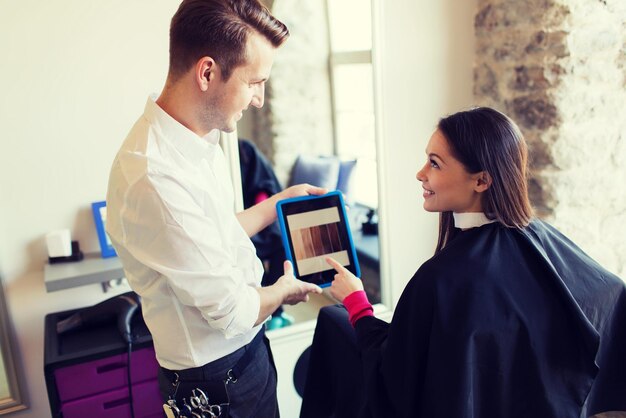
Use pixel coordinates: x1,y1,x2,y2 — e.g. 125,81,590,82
474,171,492,193
196,57,216,91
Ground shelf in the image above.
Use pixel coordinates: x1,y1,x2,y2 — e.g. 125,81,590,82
44,254,124,292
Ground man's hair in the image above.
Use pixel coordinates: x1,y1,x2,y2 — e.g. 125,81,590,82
434,107,534,253
169,0,289,81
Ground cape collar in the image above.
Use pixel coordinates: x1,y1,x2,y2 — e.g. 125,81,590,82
453,212,496,230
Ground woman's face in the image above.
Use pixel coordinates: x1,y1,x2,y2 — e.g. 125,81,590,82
416,129,486,213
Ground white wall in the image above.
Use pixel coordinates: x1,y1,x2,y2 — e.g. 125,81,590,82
0,1,476,417
376,0,477,306
0,2,179,417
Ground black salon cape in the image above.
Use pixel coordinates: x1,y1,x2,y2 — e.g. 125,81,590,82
303,220,626,418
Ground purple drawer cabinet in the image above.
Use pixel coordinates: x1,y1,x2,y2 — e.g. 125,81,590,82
54,347,159,402
44,306,162,417
59,379,162,418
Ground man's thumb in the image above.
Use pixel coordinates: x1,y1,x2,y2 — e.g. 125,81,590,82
284,260,293,276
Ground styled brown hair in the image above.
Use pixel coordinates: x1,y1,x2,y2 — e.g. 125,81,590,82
434,107,533,253
169,0,289,81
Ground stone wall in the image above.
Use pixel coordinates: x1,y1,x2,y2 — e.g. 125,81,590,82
474,0,626,278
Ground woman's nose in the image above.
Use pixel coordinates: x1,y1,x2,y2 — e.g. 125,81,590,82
416,164,426,182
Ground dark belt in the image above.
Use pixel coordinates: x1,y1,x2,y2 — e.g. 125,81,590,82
161,328,265,384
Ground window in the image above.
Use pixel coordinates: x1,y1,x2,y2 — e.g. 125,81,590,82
326,0,378,209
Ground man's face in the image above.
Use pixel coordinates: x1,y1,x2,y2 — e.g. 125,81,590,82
202,32,276,133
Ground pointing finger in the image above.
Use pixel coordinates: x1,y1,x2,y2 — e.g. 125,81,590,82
310,283,323,294
325,257,348,273
299,280,323,294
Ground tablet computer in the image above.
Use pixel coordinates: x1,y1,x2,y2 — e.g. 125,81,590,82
276,191,360,287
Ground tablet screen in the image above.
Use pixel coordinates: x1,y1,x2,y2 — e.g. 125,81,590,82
276,192,360,287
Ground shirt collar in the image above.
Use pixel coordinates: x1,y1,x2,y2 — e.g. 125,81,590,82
143,94,221,164
453,212,496,230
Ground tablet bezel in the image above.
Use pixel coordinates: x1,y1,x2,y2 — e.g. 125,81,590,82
276,191,361,287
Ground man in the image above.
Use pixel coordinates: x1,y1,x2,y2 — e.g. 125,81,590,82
105,1,323,416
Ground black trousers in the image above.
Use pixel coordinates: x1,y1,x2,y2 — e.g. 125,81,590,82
158,332,279,418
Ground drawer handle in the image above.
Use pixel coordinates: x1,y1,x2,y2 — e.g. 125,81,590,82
103,397,129,409
96,362,126,374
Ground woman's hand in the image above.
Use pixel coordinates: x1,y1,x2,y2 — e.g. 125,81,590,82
326,257,364,303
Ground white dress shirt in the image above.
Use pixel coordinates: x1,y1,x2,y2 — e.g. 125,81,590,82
106,96,263,370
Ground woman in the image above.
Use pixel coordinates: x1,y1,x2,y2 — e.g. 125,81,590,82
324,107,626,417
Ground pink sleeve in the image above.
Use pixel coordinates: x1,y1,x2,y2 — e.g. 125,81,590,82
254,191,270,205
343,290,374,327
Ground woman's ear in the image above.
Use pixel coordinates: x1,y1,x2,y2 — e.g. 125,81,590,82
474,171,492,193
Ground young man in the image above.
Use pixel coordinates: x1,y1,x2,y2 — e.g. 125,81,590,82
106,1,324,416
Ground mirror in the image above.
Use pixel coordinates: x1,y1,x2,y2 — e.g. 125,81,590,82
0,277,27,414
237,0,385,323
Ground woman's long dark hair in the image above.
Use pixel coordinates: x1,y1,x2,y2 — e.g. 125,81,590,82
434,107,533,254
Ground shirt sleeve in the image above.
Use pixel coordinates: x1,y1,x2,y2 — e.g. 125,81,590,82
343,290,374,327
118,171,261,339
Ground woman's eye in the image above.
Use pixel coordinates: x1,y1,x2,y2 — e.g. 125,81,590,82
429,159,439,169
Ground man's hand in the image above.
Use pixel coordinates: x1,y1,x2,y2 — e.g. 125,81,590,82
255,260,322,325
237,184,327,238
275,260,323,305
278,183,328,200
